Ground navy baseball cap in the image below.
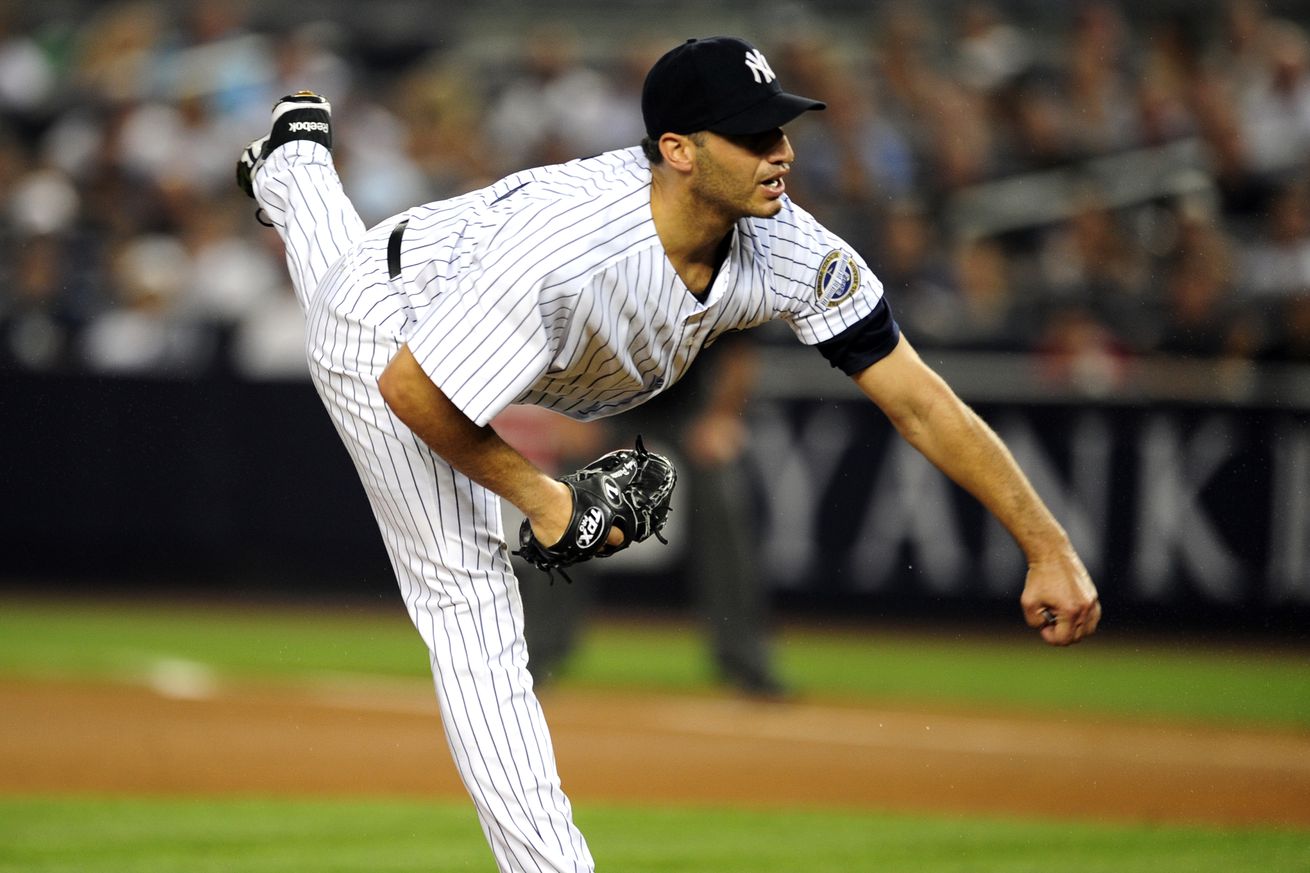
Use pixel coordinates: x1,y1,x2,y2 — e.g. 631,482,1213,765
641,37,826,138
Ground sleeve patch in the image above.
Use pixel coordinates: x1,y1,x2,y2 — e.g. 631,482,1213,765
816,250,860,308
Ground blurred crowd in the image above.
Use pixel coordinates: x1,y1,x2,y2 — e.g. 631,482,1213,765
5,0,1310,383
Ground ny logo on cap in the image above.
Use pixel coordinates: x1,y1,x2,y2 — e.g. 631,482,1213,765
744,49,776,84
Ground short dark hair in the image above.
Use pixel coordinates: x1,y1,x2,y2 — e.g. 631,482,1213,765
640,131,706,165
641,136,662,164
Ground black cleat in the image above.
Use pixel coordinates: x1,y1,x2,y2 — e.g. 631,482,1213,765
235,91,332,199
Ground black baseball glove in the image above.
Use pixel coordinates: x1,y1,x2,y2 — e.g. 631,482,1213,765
514,436,677,582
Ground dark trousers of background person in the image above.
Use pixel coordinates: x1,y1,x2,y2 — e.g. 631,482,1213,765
688,452,782,696
517,447,784,697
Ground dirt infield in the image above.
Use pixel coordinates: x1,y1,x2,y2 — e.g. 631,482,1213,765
2,676,1307,828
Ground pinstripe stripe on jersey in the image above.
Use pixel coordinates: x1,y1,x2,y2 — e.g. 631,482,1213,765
397,147,885,427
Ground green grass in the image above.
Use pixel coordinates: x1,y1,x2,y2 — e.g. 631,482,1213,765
1,598,1307,871
568,620,1310,726
768,627,1310,727
1,796,1307,873
1,597,1308,728
0,599,431,681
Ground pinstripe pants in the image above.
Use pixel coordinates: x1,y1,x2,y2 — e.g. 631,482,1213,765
254,142,595,873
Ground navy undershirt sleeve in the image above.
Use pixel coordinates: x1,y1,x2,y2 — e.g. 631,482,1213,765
814,297,902,375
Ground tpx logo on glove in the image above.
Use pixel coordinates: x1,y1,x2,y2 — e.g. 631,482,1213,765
574,506,606,549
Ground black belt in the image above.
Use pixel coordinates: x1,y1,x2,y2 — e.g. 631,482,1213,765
387,218,409,280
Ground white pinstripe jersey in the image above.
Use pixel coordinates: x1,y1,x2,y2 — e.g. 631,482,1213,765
379,146,885,426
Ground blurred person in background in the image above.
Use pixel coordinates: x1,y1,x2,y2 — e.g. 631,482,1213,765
951,234,1033,350
333,95,432,225
3,234,81,370
1259,293,1310,361
62,1,168,107
768,18,916,242
918,70,996,206
265,20,352,117
1035,190,1151,351
1130,13,1204,149
676,335,787,696
1149,194,1262,402
79,232,214,374
1191,8,1310,250
0,2,56,138
1132,66,1199,150
164,0,279,130
865,1,943,160
177,195,286,328
1210,0,1274,103
1064,1,1139,158
2,148,91,370
1240,179,1310,300
1156,213,1253,360
991,71,1079,176
600,37,666,151
393,56,498,198
860,1,1000,207
1035,307,1132,395
1231,17,1310,178
1190,72,1274,229
953,1,1031,97
482,23,628,172
115,90,241,202
1227,179,1310,358
869,198,968,347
